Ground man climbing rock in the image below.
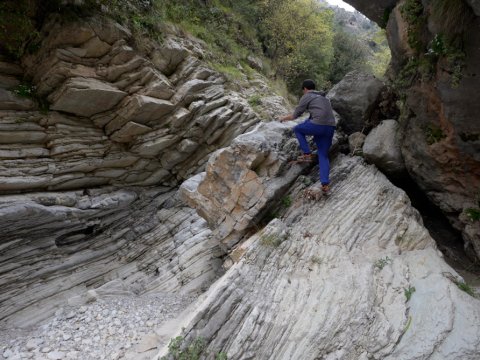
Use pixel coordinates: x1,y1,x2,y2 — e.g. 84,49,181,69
279,79,336,193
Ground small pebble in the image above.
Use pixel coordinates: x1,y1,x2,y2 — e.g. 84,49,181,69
3,349,14,358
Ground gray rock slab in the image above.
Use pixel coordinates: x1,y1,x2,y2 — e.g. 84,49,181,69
49,77,127,117
0,89,36,111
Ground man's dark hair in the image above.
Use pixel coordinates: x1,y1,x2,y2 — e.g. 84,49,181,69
302,79,316,90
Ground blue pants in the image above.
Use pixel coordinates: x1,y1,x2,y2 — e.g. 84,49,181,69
293,119,335,185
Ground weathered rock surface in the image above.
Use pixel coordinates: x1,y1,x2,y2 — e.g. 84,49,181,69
328,71,385,134
0,15,289,195
383,0,480,259
0,12,291,331
0,89,37,111
363,119,406,175
157,153,480,360
0,187,223,327
48,77,127,117
1,4,479,360
180,121,312,250
348,131,366,154
344,0,398,24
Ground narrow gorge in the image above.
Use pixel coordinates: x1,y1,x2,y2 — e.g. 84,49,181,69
0,1,479,359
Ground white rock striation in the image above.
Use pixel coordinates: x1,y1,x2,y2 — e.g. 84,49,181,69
156,128,480,359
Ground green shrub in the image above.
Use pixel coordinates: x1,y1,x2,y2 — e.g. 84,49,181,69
455,281,476,297
260,233,284,247
161,336,228,360
374,256,391,270
404,286,416,301
400,0,425,53
248,94,262,107
425,125,446,145
395,58,419,90
466,208,480,221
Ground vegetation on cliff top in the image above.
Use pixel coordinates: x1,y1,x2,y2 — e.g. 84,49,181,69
1,0,390,95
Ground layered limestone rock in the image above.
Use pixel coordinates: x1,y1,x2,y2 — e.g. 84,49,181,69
180,121,315,250
0,13,290,327
156,136,480,360
0,15,289,194
0,187,223,327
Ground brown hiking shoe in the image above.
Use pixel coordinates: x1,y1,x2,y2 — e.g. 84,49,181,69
296,153,315,163
321,184,330,194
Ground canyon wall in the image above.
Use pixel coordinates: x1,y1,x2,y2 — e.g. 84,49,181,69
344,0,480,260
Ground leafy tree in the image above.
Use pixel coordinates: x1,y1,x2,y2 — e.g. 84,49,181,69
258,0,334,91
328,30,370,84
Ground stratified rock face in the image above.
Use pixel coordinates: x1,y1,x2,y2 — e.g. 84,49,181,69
0,187,223,327
363,119,406,175
0,14,290,327
157,154,480,360
48,77,127,116
328,71,385,134
385,1,480,259
180,121,314,250
0,15,285,194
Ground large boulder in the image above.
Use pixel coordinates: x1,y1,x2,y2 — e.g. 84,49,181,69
363,119,406,176
328,71,385,134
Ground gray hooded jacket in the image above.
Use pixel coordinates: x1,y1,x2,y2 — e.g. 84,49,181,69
293,91,336,126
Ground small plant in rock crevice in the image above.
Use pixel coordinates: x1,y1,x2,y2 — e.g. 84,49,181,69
455,281,476,297
12,82,50,113
248,94,262,107
404,286,416,301
466,208,480,222
425,124,446,145
260,233,284,247
374,256,392,270
161,336,228,360
281,195,292,208
13,83,36,98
